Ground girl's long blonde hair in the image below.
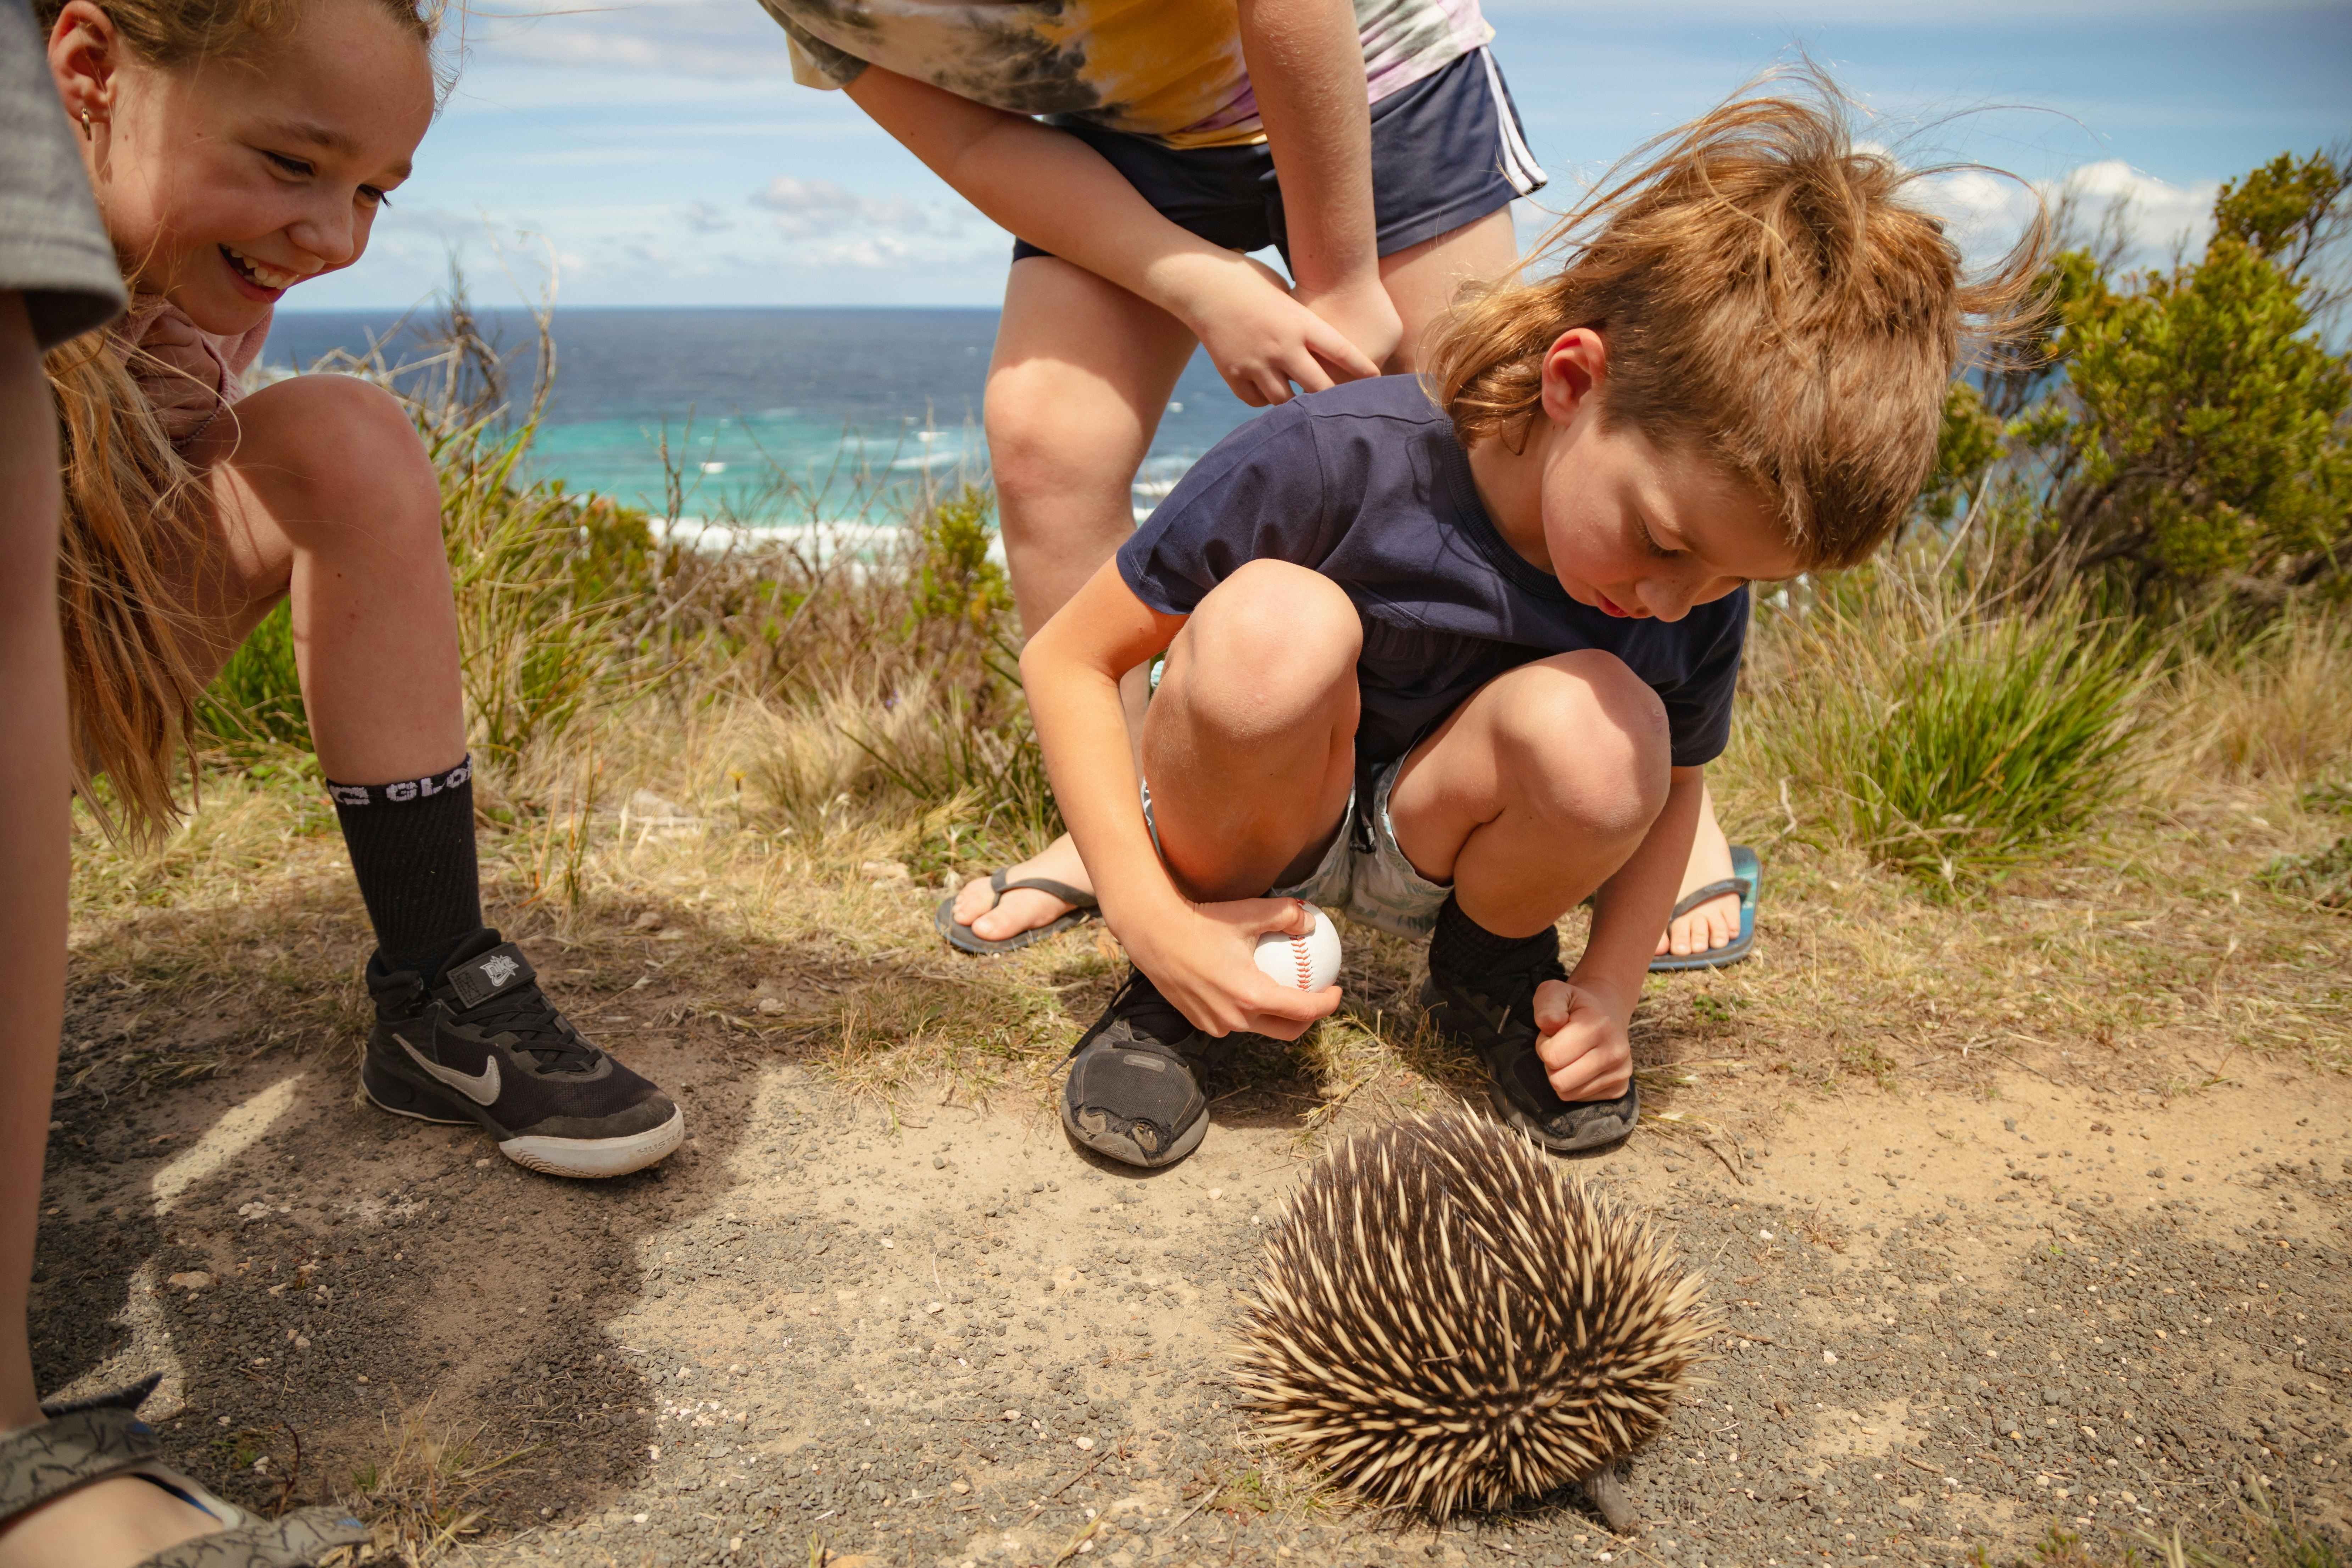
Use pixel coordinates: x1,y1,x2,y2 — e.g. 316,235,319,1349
35,0,437,840
1423,67,2050,571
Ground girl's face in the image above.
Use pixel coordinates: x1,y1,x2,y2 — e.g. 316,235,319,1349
50,0,434,335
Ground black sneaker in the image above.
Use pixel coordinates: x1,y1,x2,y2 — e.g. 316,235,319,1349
362,929,685,1178
1060,969,1217,1169
1420,926,1639,1154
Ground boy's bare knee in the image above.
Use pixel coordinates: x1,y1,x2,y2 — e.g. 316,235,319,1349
1188,561,1358,679
1499,650,1670,839
1165,562,1359,738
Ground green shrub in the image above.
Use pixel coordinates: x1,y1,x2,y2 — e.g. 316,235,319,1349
1741,571,2150,886
910,485,1012,635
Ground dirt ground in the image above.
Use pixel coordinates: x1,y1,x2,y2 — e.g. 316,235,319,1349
32,909,2352,1568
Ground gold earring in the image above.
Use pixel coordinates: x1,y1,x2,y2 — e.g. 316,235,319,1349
80,108,93,139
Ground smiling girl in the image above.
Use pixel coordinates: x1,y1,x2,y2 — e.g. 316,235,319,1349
36,0,683,1198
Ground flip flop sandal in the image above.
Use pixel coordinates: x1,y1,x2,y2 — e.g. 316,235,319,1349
936,867,1100,956
1649,844,1760,972
0,1375,368,1566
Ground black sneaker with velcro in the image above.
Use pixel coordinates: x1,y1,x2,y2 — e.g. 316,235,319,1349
1060,968,1220,1169
1420,924,1639,1155
362,928,684,1178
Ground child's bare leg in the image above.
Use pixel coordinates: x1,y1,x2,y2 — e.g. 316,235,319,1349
190,375,463,777
1388,649,1672,937
1658,779,1740,957
951,257,1195,941
1139,560,1360,901
0,301,225,1568
1378,206,1516,373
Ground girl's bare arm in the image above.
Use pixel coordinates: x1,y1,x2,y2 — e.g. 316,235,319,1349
842,66,1381,405
1238,0,1402,366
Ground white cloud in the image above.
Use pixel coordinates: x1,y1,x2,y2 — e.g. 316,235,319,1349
751,175,964,239
681,200,735,234
1919,158,2221,270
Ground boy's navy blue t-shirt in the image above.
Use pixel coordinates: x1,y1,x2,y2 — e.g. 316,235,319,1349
1117,375,1749,771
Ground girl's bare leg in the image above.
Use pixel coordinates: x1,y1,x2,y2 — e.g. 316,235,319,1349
948,257,1195,942
187,374,465,777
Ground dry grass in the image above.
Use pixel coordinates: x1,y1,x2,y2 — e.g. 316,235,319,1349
64,310,2352,1179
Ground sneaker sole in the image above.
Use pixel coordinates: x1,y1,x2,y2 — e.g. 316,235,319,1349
362,1058,686,1179
1059,1095,1210,1170
1484,1079,1640,1155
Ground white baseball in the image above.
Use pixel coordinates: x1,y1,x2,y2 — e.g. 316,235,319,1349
1253,904,1342,992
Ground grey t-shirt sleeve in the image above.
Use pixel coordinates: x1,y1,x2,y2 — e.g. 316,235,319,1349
1117,403,1335,615
0,0,125,348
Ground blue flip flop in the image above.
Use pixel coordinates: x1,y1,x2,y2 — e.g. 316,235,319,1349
1649,844,1759,972
937,867,1100,955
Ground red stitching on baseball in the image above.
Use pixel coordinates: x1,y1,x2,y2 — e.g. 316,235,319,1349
1291,934,1311,988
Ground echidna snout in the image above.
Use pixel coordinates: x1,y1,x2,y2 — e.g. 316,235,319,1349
1233,1113,1716,1523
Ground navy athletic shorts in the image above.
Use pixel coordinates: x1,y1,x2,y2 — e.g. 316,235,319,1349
1010,45,1545,266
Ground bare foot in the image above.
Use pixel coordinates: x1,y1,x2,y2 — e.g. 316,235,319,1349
0,1473,224,1568
947,832,1096,945
1657,795,1739,959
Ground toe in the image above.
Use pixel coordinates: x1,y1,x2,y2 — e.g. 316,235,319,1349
950,874,998,926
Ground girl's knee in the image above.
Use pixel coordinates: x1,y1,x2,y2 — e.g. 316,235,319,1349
230,376,437,535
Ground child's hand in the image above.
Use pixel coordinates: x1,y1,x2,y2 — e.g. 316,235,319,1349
1178,258,1383,408
1530,977,1635,1101
1122,896,1341,1040
1291,279,1404,375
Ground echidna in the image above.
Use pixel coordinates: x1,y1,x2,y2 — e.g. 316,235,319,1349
1233,1112,1716,1530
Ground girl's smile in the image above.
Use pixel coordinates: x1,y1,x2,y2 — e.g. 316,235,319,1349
50,0,434,335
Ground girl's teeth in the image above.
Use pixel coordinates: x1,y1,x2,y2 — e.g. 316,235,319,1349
227,248,299,289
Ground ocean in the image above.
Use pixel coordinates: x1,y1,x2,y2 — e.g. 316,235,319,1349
260,307,1268,526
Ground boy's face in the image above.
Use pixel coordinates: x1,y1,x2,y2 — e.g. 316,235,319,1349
1498,330,1800,622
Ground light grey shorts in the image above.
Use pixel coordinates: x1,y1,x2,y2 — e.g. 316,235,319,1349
1140,754,1451,939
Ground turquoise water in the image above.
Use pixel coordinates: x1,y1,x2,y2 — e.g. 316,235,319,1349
262,307,1262,523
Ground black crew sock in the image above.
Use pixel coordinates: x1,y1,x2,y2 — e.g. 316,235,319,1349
1427,892,1557,978
327,758,483,980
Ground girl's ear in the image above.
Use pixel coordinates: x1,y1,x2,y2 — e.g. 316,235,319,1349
1536,328,1609,428
47,0,123,133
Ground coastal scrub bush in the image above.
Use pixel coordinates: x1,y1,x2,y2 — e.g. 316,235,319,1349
1993,149,2352,610
1738,565,2148,887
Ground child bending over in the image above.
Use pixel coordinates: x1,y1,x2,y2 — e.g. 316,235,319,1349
1021,80,2041,1168
39,0,683,1184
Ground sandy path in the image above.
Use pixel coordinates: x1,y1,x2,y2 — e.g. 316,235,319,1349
30,1033,2351,1566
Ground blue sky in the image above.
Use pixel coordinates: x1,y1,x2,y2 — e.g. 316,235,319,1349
311,0,2352,311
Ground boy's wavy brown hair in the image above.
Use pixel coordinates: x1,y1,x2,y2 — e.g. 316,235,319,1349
34,0,437,840
1423,68,2047,571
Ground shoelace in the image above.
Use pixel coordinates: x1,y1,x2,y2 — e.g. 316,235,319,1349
442,980,598,1072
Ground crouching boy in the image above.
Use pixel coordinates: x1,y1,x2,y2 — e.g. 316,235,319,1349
1021,81,2040,1169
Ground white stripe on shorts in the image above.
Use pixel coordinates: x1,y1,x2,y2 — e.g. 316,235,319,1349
1478,46,1544,195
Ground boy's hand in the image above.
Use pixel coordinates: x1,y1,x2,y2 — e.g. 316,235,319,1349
1292,278,1404,374
1176,257,1383,408
1529,975,1635,1101
1121,895,1341,1040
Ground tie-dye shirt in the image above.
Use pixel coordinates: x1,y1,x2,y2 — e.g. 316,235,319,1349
759,0,1494,148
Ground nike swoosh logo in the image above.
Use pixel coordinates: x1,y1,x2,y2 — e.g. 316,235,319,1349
397,1034,501,1107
